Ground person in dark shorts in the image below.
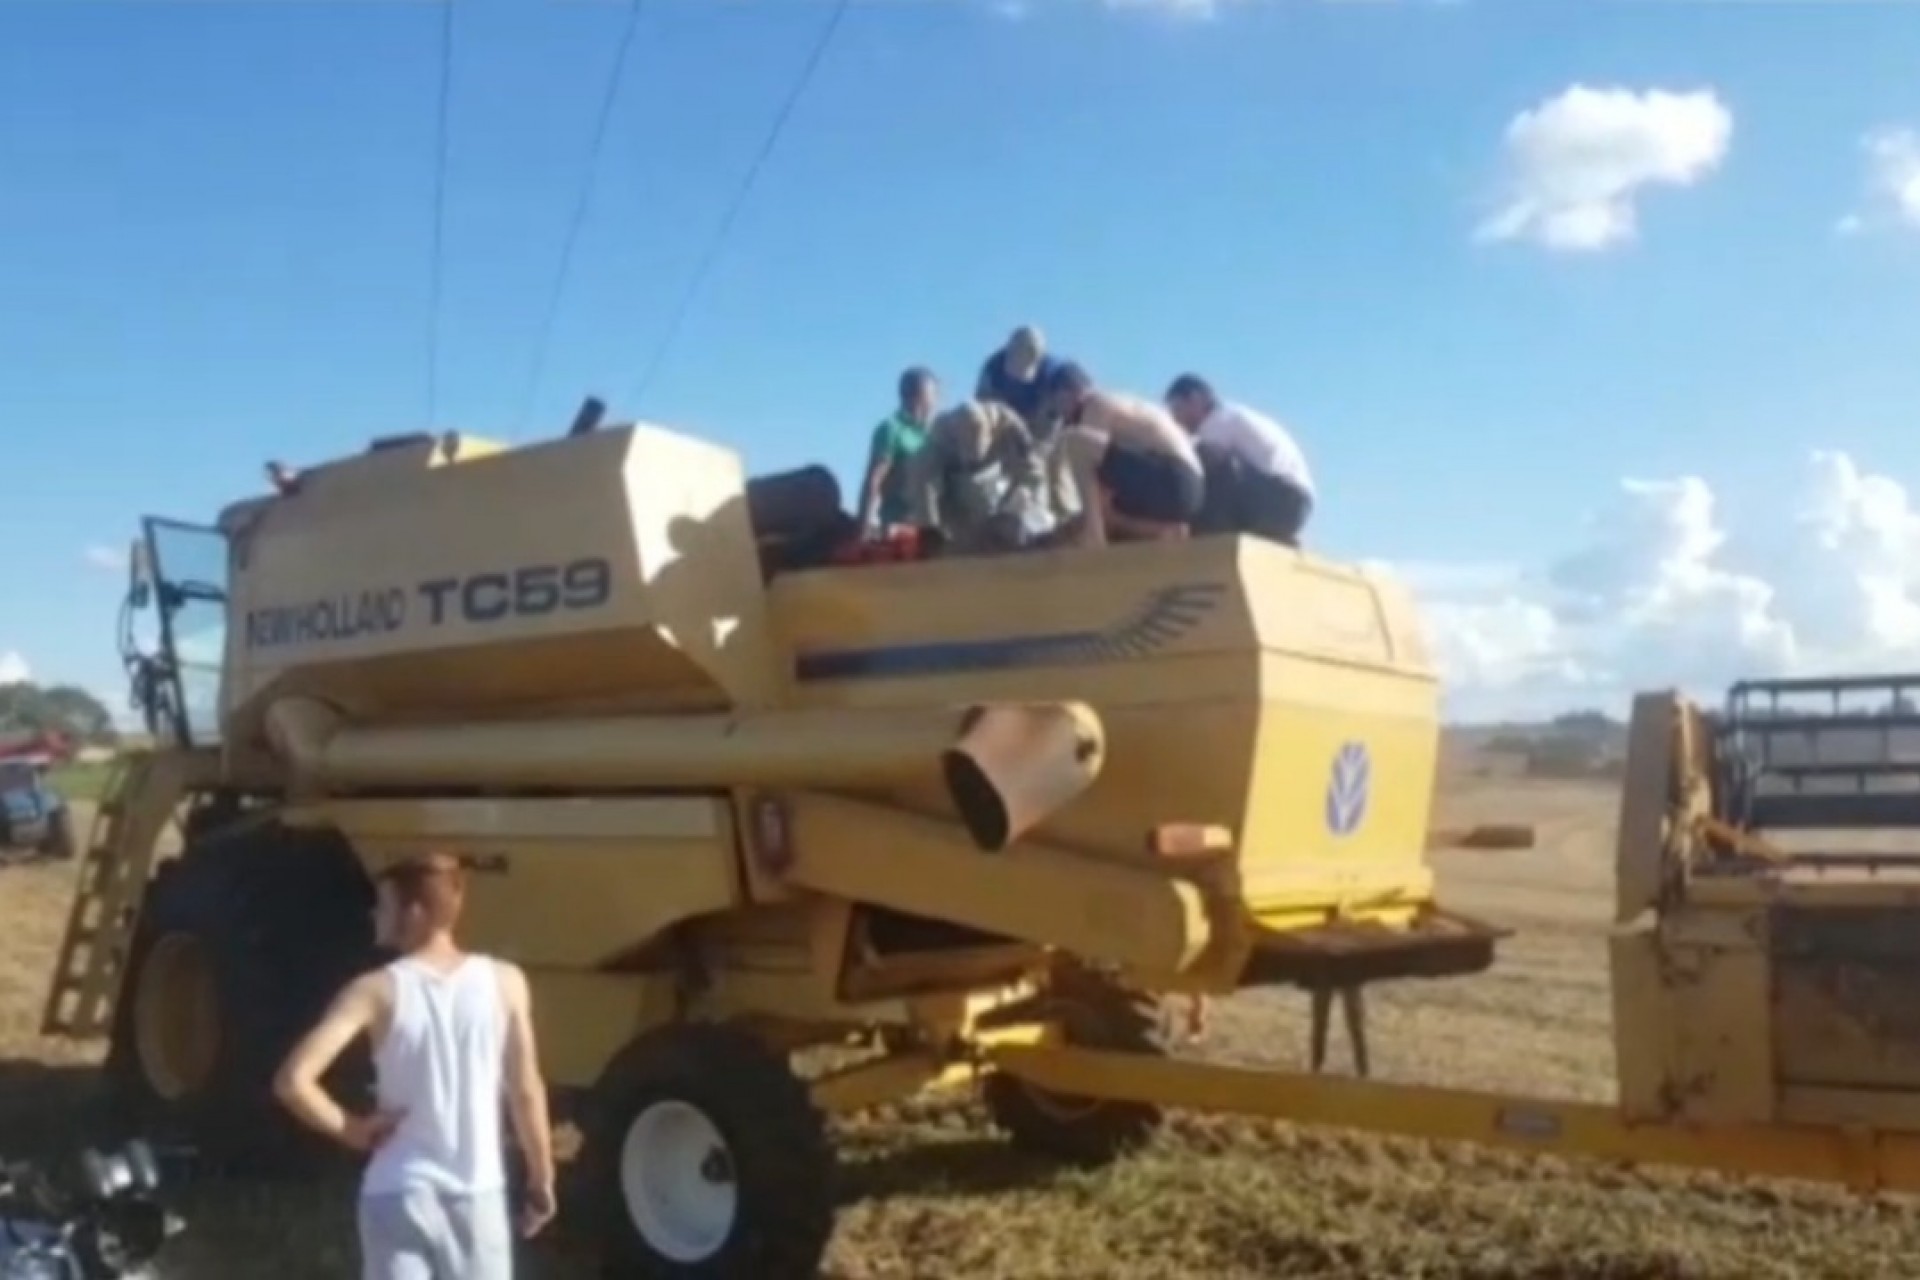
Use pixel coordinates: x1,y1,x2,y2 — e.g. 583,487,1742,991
1041,361,1204,547
1164,372,1315,547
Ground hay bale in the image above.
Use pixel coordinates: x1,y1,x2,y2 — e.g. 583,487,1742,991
1428,823,1538,851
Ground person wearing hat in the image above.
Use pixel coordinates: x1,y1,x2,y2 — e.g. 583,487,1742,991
975,325,1061,429
905,399,1066,555
1042,361,1205,548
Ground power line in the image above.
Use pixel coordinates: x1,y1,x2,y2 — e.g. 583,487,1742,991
426,0,456,428
512,0,649,437
629,0,853,409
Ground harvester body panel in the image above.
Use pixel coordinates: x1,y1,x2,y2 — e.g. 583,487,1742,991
770,535,1444,958
181,420,1452,993
216,425,779,738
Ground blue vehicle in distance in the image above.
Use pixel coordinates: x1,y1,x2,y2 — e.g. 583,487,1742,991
0,759,76,861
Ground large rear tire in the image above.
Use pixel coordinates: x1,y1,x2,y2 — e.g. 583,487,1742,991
103,821,377,1176
579,1022,836,1279
982,959,1168,1166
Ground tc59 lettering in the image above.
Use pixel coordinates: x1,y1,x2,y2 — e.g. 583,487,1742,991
242,556,614,650
416,559,612,626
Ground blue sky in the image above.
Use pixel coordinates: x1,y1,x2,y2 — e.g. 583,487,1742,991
3,0,1918,718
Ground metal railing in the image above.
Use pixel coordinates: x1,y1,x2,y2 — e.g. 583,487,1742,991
1717,674,1920,833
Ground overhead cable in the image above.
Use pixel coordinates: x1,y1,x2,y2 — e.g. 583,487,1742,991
513,0,650,437
628,0,853,408
426,0,456,427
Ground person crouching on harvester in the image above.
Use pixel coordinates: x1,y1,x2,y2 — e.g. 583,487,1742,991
1042,361,1205,548
1163,372,1316,548
274,852,556,1280
975,324,1060,430
906,399,1072,555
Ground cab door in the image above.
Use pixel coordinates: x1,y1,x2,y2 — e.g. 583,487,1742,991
128,516,231,748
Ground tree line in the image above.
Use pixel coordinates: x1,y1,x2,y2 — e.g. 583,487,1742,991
0,680,118,747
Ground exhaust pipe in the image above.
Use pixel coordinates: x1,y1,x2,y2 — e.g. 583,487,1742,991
944,703,1105,851
264,696,1105,852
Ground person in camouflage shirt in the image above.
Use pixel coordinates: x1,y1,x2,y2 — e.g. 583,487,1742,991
906,400,1075,555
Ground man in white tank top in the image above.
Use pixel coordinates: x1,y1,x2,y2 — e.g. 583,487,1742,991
274,852,557,1279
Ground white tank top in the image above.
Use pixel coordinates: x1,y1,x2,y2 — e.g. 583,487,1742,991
360,954,509,1200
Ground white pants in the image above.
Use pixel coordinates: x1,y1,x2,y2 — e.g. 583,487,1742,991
358,1187,515,1280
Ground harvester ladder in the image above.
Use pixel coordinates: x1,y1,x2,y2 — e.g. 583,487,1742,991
39,751,185,1039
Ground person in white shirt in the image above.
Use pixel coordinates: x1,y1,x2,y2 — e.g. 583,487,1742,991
1164,373,1315,547
274,851,556,1280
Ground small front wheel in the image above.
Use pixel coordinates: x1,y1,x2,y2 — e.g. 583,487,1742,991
581,1022,835,1279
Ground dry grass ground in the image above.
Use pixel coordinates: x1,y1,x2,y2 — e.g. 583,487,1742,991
6,774,1920,1278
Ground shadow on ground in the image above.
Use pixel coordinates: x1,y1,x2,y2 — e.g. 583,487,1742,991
836,1134,1062,1206
0,1058,118,1156
0,1059,1067,1278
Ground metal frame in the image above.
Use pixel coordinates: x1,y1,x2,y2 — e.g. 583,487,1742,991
984,1045,1920,1194
135,517,231,750
1718,673,1920,835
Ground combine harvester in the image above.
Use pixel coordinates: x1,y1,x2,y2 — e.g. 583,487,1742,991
34,416,1920,1277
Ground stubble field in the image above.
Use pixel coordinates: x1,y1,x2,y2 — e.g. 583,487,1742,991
6,771,1920,1279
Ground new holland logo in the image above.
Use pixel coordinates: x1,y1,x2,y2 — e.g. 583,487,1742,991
1324,741,1371,838
795,581,1230,682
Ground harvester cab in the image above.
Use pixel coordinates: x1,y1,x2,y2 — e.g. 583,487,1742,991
119,517,230,752
46,412,1920,1279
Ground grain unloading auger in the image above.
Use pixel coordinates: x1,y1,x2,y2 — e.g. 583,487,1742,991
36,417,1920,1278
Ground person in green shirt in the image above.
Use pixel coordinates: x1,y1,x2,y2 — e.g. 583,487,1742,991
858,366,937,536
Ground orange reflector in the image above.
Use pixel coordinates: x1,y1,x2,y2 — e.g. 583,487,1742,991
1149,823,1234,858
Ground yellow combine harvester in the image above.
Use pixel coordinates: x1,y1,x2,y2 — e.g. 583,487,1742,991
36,418,1920,1277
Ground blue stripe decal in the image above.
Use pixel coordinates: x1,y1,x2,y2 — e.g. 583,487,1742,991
793,581,1231,682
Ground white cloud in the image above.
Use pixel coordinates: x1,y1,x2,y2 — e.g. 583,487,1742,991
83,544,127,572
0,652,29,685
1837,125,1920,237
1477,84,1733,252
1381,450,1920,721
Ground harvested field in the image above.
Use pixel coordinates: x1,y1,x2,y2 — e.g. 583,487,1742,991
5,778,1920,1278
